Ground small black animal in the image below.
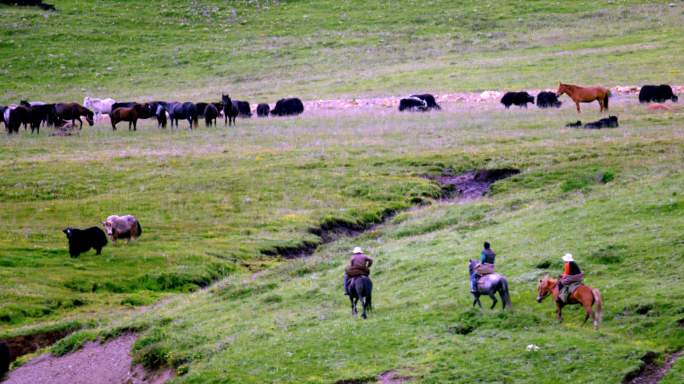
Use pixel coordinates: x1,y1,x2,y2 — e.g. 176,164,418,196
63,227,108,257
536,91,562,108
639,84,678,103
235,100,252,117
0,341,9,378
398,97,428,112
410,94,441,110
271,98,304,116
256,103,270,117
501,92,535,108
584,116,618,129
565,120,582,128
204,103,219,126
0,0,56,11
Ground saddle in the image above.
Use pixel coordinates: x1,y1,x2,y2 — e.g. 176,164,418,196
558,274,584,303
346,265,370,278
474,263,494,276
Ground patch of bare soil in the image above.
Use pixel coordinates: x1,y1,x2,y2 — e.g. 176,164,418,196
623,350,683,384
0,327,76,363
435,168,520,201
377,370,413,384
2,334,173,384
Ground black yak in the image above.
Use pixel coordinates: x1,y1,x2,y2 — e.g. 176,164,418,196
398,97,428,112
501,92,534,108
536,91,562,108
271,98,304,116
63,227,108,257
410,94,441,110
256,103,270,117
639,84,678,103
584,116,618,129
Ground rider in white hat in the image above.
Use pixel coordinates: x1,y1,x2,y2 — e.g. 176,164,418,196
344,247,373,295
558,253,583,302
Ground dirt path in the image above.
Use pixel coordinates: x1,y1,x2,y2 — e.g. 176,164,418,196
1,334,172,384
624,350,683,384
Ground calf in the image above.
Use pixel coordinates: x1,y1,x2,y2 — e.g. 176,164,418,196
536,91,562,108
410,94,441,110
584,116,619,129
256,103,270,117
103,215,142,242
398,97,427,112
501,92,534,108
63,227,107,257
565,120,582,128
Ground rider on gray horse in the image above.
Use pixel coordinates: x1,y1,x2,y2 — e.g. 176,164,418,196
344,247,373,295
471,241,496,293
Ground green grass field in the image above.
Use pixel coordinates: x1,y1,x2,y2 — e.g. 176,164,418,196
1,1,684,383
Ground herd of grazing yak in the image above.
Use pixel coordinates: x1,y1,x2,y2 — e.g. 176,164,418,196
1,84,678,135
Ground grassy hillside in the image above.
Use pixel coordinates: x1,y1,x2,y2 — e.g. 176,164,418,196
1,0,683,103
1,1,684,383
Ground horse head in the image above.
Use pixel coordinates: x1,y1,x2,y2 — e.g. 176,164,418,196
468,259,478,274
536,276,556,303
83,107,94,126
556,83,568,97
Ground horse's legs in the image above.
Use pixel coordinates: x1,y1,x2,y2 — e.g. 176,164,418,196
134,119,137,131
489,293,497,310
575,102,581,113
556,303,564,322
582,301,594,326
360,295,367,319
351,297,357,316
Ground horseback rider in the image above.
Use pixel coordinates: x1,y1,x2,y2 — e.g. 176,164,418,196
344,247,373,295
558,253,584,303
470,241,496,293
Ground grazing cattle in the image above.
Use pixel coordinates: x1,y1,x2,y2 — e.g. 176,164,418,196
83,96,116,119
103,215,142,242
536,91,562,108
0,341,9,378
204,103,218,126
565,120,582,128
54,103,94,129
256,103,270,117
584,116,618,129
63,227,107,257
410,94,441,110
271,98,304,116
110,103,149,131
398,97,428,112
168,102,198,129
235,100,252,117
222,94,239,126
638,84,678,103
501,92,535,108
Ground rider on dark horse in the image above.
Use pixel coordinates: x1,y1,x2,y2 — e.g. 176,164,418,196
470,241,495,293
558,253,584,303
344,247,373,295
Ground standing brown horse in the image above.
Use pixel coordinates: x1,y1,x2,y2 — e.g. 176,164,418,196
556,83,610,113
54,103,94,129
536,276,603,329
110,103,148,131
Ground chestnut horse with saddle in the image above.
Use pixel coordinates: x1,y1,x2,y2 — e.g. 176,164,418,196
557,83,611,113
537,276,603,329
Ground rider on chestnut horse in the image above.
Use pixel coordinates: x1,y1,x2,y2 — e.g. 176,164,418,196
558,253,583,303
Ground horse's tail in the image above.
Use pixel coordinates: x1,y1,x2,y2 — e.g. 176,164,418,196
501,278,512,309
365,277,373,312
592,288,603,326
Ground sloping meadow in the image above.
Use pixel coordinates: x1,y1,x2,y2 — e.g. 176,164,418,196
25,102,683,382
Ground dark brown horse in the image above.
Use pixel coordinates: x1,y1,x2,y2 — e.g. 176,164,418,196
557,83,610,113
110,103,148,131
54,103,94,129
536,276,603,329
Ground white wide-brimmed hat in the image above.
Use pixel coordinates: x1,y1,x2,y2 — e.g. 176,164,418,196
562,253,574,262
352,247,363,254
